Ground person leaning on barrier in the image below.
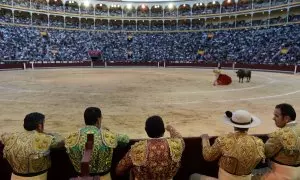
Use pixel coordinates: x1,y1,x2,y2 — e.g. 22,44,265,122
0,112,64,180
190,110,265,180
115,115,185,180
254,103,300,180
65,107,129,180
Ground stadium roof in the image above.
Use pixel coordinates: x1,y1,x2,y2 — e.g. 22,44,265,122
121,0,189,2
98,0,204,4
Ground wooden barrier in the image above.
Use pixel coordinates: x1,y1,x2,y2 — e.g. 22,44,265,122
1,61,297,74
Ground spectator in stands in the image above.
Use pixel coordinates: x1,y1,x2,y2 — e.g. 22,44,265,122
190,110,265,180
0,112,64,180
65,107,129,180
127,49,133,60
256,103,300,179
115,115,185,179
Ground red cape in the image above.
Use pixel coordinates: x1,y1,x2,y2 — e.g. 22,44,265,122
217,74,232,85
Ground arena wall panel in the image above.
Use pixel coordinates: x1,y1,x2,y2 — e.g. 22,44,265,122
0,62,297,73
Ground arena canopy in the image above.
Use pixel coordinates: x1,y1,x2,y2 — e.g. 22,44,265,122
104,0,210,6
121,0,180,1
121,0,172,1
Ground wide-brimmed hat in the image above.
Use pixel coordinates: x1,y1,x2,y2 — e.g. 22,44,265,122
223,110,261,128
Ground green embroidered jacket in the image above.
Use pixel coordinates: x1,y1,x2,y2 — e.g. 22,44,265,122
65,126,129,174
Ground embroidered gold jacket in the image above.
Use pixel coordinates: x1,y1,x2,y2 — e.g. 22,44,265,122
202,132,265,176
265,121,300,166
1,130,60,174
116,127,184,180
65,125,129,174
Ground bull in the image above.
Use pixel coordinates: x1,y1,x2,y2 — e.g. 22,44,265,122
236,69,251,83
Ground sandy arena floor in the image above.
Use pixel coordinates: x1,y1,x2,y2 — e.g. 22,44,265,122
0,67,299,139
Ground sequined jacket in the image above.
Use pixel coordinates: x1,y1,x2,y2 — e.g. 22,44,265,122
202,132,265,176
116,127,185,180
65,125,129,174
265,121,300,166
1,130,60,174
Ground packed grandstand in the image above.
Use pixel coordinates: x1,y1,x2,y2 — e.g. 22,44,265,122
0,0,300,64
1,0,300,180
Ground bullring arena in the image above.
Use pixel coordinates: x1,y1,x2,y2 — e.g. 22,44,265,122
0,64,299,139
1,0,300,178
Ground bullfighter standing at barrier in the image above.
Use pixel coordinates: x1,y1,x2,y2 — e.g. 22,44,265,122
116,115,185,180
1,112,64,180
190,110,265,180
213,66,232,86
253,103,300,180
65,107,129,180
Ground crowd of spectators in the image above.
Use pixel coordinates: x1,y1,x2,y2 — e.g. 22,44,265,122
0,24,299,64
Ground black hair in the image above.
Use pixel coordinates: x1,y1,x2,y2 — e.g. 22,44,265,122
145,115,165,138
225,111,232,118
234,127,249,132
84,107,102,125
275,103,296,121
23,112,45,131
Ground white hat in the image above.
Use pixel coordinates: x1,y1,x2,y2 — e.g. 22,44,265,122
223,110,261,128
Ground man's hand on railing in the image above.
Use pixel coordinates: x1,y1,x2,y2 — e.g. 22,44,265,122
200,134,209,140
165,125,174,132
201,134,210,147
166,125,182,138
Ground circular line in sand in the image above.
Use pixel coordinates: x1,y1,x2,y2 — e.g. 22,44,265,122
166,89,300,105
0,74,274,95
212,90,300,102
165,75,300,104
0,70,295,105
171,74,275,94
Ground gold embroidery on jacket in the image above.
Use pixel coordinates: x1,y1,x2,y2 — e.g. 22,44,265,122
167,138,184,162
130,140,147,166
203,132,265,175
1,131,54,174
